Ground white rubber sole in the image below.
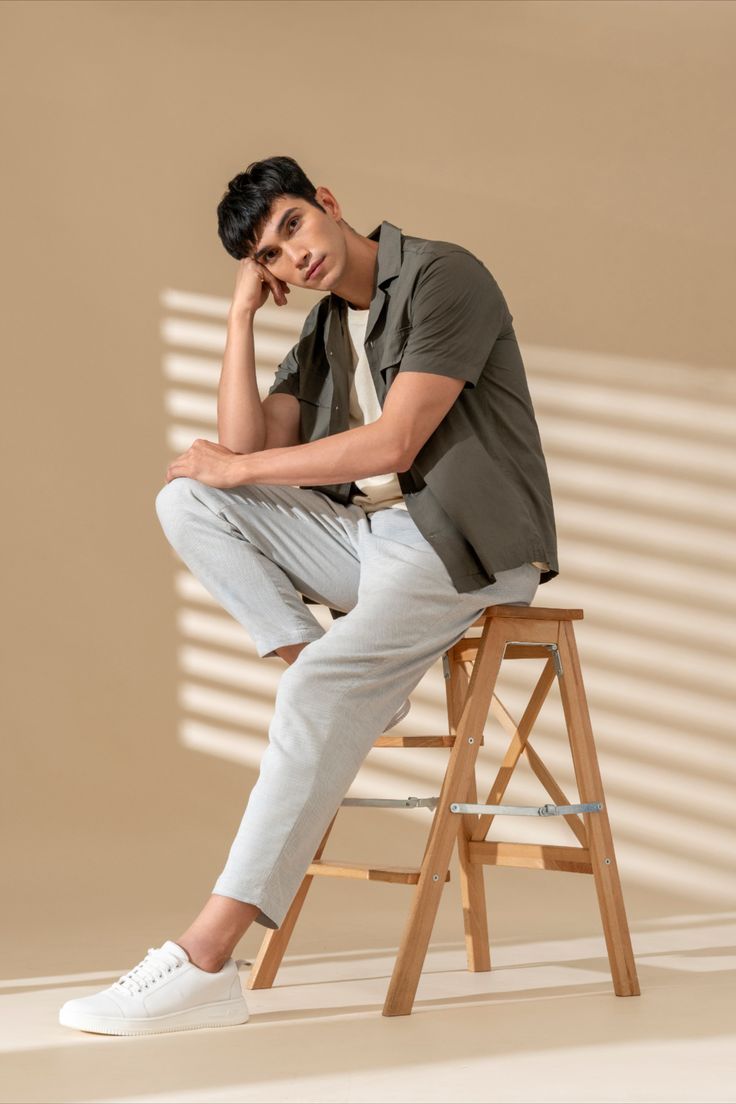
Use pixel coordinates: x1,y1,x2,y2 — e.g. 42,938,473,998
58,995,250,1036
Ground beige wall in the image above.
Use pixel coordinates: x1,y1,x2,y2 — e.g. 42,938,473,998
2,0,735,982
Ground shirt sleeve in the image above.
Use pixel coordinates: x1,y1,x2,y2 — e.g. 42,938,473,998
398,250,510,389
267,340,300,399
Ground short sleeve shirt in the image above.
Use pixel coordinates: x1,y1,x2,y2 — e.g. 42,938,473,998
268,220,559,593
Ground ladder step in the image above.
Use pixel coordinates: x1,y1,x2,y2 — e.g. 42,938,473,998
307,859,451,884
468,840,593,874
373,733,484,747
471,606,584,623
453,642,563,665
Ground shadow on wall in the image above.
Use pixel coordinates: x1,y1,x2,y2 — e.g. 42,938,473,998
158,287,736,911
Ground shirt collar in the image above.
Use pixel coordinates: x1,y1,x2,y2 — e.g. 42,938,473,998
366,219,403,288
328,219,402,321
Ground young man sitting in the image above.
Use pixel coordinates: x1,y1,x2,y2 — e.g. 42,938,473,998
59,154,558,1036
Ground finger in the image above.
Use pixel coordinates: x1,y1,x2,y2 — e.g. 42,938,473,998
166,461,186,482
258,266,287,306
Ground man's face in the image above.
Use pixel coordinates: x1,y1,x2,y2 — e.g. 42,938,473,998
250,190,347,290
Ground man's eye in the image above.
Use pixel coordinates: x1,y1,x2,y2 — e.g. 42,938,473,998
263,217,299,263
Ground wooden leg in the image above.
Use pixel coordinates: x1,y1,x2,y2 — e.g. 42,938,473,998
383,620,507,1016
557,621,640,997
457,771,492,972
247,812,338,990
449,655,491,973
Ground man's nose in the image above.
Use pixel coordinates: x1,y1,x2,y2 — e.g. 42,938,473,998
286,246,309,272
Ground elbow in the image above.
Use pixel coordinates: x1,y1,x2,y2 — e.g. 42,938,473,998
394,441,416,473
378,422,415,473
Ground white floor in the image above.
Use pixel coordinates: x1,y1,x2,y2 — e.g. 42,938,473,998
3,911,735,1103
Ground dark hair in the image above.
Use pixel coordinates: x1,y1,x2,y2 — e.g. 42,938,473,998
216,155,326,260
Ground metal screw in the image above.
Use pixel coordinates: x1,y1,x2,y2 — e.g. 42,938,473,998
432,873,439,882
468,736,474,744
603,858,611,865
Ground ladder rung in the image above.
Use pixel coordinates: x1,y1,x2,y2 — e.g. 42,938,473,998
451,642,563,673
450,801,603,816
373,733,483,747
468,840,593,874
341,796,438,810
307,859,451,885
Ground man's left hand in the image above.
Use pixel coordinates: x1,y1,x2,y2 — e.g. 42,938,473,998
165,439,246,487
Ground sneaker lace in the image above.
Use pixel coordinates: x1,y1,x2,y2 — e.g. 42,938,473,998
113,946,184,995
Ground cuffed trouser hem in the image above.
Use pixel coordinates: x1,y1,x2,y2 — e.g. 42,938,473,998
211,881,281,930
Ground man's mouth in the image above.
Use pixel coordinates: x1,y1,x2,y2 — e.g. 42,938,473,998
306,257,324,280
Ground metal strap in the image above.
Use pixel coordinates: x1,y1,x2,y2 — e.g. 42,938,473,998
341,798,602,817
450,801,602,816
341,796,439,810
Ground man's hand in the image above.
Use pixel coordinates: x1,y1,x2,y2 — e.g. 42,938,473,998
230,256,290,317
165,439,247,487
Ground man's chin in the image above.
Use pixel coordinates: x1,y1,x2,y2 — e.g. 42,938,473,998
316,255,341,288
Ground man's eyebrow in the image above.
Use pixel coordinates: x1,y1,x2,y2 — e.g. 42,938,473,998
252,207,299,262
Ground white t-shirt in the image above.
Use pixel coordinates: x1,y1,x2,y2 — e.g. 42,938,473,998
345,305,407,514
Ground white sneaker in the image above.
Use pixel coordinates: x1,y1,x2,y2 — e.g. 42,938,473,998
58,940,250,1036
383,698,411,732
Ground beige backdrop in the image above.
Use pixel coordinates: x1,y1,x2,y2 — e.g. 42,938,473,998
2,0,734,1019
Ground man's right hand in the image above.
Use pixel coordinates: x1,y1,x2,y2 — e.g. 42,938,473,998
231,257,290,317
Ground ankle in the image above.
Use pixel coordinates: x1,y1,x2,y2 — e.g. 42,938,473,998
175,937,229,974
175,895,259,973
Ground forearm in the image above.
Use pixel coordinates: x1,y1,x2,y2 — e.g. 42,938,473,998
231,420,405,486
217,309,266,454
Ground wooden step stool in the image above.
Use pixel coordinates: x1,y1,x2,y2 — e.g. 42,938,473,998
247,604,641,1016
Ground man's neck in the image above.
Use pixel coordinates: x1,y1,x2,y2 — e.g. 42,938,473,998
330,230,379,310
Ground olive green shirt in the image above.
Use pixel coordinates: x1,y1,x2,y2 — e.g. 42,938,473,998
267,219,559,593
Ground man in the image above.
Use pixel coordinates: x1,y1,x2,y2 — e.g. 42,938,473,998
59,155,558,1036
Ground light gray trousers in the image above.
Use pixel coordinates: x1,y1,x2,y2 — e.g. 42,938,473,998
154,478,540,929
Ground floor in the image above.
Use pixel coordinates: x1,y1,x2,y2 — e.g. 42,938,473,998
4,670,734,1103
3,894,734,1103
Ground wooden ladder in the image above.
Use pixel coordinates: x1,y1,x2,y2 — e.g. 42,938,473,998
246,604,641,1016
